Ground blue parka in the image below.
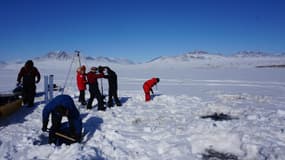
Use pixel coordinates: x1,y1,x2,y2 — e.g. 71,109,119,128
42,95,82,136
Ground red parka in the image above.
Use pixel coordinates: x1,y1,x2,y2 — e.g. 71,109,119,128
87,72,104,85
143,78,158,92
76,71,87,91
143,77,159,101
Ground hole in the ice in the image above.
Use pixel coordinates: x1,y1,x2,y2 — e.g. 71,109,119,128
202,148,238,160
200,112,239,121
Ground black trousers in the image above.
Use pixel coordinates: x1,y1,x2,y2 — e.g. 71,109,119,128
22,85,36,106
78,90,86,103
108,89,120,106
108,85,121,106
87,86,105,110
49,113,62,144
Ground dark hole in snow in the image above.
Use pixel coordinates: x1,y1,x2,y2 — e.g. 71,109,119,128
200,112,238,121
202,149,238,160
33,134,49,145
48,84,61,91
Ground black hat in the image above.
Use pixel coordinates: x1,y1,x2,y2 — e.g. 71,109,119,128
25,60,34,67
98,66,105,73
156,78,160,83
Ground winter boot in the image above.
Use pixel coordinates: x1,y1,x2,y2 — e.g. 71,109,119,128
86,105,92,110
107,100,114,107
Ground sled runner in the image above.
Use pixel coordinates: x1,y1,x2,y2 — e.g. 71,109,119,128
49,130,81,146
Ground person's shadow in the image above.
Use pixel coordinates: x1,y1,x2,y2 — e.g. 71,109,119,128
83,116,103,143
81,116,105,159
119,96,131,106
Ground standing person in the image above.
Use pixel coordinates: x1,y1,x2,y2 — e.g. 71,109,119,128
99,66,121,107
86,67,106,111
17,60,41,107
76,65,87,105
143,77,160,102
42,94,82,145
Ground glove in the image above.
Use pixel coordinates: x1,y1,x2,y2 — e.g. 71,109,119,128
16,82,21,86
150,89,154,94
98,66,105,73
42,121,48,132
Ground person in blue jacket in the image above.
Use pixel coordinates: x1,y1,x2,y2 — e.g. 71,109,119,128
42,94,82,145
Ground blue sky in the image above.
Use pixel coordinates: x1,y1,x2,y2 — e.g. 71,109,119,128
0,0,284,62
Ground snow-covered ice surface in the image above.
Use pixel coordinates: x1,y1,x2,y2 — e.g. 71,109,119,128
1,59,285,160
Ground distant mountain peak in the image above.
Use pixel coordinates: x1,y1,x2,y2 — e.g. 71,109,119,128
233,51,270,57
147,56,164,63
34,51,73,61
46,51,72,59
187,50,209,55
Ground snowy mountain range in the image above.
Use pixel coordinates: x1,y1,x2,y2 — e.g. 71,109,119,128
2,50,285,68
233,51,285,58
34,51,135,65
147,51,285,68
148,51,224,62
149,51,285,62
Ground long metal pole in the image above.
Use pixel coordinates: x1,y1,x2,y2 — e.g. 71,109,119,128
75,50,81,67
61,54,76,94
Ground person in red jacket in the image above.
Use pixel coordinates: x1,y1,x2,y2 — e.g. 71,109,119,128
17,60,41,107
86,67,106,111
143,77,160,102
76,65,87,105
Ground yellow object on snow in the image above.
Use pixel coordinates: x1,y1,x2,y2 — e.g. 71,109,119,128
0,99,22,117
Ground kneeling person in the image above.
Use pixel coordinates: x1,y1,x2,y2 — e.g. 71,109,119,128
42,95,82,145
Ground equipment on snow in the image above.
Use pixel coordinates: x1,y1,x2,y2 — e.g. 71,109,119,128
44,75,54,103
100,78,106,102
55,132,76,142
0,98,22,117
44,128,78,146
61,50,84,95
0,87,22,117
75,50,81,67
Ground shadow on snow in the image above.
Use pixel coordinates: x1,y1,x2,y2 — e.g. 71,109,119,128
119,96,131,105
82,116,106,159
